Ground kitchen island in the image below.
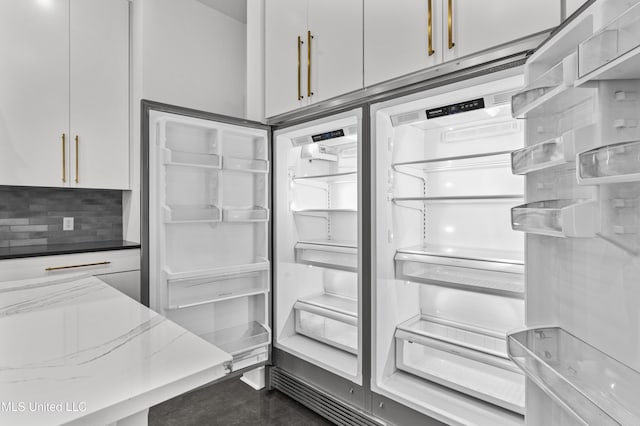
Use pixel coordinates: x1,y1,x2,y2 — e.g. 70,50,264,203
0,274,232,425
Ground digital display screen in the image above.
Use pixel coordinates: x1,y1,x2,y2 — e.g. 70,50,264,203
426,98,485,119
311,129,345,142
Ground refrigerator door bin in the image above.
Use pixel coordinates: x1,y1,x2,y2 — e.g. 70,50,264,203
508,327,640,426
577,2,640,81
200,321,270,372
222,206,269,222
392,152,521,198
221,130,268,162
164,148,221,169
165,262,269,309
294,293,358,355
222,157,269,174
162,118,219,155
511,125,598,175
578,140,640,184
395,248,524,297
511,199,600,237
163,205,221,223
511,53,577,118
395,316,525,414
294,241,357,272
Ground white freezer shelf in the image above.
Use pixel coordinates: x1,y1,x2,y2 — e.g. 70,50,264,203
163,148,221,169
396,315,512,361
294,293,358,355
165,264,269,310
163,205,221,224
511,53,577,118
292,208,357,213
294,241,358,272
164,260,269,281
578,140,640,184
511,125,598,175
222,206,269,222
292,171,357,183
395,322,525,414
508,327,640,426
511,199,600,238
200,321,271,362
577,2,640,81
395,245,524,297
222,157,269,174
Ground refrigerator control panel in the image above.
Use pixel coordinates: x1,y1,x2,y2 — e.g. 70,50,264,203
426,98,485,119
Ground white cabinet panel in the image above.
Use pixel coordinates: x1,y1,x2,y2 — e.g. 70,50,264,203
307,0,363,102
70,0,130,190
0,0,70,187
364,0,443,87
443,0,560,62
265,0,308,117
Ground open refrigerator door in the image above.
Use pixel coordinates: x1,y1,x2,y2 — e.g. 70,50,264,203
148,108,271,374
506,1,640,425
372,70,528,425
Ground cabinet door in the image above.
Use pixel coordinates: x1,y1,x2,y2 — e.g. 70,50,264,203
442,0,560,62
364,0,443,87
70,0,129,189
308,0,363,102
265,0,308,117
0,0,70,187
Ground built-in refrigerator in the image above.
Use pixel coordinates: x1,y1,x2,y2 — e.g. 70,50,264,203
143,103,368,415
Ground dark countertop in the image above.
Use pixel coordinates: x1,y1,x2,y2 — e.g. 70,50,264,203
0,240,141,260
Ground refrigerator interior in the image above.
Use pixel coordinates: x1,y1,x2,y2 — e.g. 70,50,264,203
507,2,640,425
274,111,362,384
148,111,271,373
372,71,528,425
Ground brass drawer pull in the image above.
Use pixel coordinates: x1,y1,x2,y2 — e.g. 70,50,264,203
45,261,111,271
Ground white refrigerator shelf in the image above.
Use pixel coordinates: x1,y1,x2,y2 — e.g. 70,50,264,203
164,260,270,281
392,151,512,176
395,315,525,414
294,293,358,355
222,206,269,222
394,245,524,297
163,148,221,169
511,53,577,118
292,171,357,183
222,157,269,174
163,205,221,224
511,199,600,238
577,2,640,83
578,140,640,184
511,125,597,175
294,240,357,272
508,327,640,426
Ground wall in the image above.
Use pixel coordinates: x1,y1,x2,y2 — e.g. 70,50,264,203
0,186,122,247
124,0,247,243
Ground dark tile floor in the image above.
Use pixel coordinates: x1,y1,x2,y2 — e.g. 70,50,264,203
149,377,334,426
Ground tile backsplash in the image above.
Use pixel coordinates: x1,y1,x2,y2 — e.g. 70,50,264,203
0,186,122,248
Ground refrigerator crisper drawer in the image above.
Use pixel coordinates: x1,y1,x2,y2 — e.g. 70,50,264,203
394,249,524,297
508,327,640,426
395,316,525,414
294,293,358,355
294,241,357,272
165,262,269,309
200,321,270,372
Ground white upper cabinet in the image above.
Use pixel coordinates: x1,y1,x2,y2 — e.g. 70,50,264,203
442,0,561,63
265,0,363,117
364,0,443,87
0,0,130,189
70,0,129,190
364,0,561,87
0,0,70,187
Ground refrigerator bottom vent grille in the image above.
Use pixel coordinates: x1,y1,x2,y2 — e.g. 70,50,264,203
269,368,383,426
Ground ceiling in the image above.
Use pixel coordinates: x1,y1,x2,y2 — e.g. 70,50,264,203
196,0,247,23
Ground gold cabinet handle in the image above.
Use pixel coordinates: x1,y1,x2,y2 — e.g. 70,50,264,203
297,36,303,100
61,133,66,183
46,261,111,271
428,0,434,56
75,135,79,183
307,31,313,97
448,0,455,49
